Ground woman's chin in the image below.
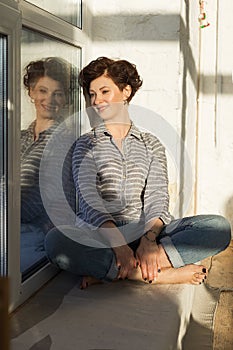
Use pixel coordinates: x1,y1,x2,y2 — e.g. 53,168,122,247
38,112,59,120
98,111,116,121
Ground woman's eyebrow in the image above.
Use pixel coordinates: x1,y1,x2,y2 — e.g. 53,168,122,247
37,85,64,92
89,85,110,93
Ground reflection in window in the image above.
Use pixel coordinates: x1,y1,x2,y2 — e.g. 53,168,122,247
21,28,81,280
25,0,82,28
0,34,8,276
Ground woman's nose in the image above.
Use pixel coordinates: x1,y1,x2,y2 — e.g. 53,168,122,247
93,94,103,105
46,93,55,104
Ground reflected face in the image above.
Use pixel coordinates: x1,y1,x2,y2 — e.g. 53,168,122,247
89,75,130,121
29,76,66,119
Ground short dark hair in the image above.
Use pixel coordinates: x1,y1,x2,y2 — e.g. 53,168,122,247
23,57,74,99
78,56,143,103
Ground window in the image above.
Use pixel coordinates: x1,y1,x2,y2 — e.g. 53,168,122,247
0,0,85,309
0,34,8,276
25,0,82,28
20,28,81,281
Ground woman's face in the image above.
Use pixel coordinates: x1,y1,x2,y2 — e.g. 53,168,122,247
89,75,131,121
29,76,66,120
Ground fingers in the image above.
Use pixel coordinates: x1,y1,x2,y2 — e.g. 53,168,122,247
140,261,148,281
117,265,128,280
135,240,162,283
116,257,137,280
140,258,161,283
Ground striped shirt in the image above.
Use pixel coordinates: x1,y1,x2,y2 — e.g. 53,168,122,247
72,122,171,229
21,120,76,229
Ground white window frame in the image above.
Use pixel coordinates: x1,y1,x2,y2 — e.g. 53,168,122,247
0,0,89,311
0,0,21,312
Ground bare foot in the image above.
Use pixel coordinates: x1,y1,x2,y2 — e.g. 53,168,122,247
80,276,102,290
128,267,148,283
155,264,207,285
128,264,207,285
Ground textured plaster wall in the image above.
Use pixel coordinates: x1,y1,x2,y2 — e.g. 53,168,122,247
197,0,233,233
84,0,233,228
88,0,180,120
85,0,183,218
179,0,200,217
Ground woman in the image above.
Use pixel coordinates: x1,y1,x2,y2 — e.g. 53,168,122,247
45,57,231,289
21,57,76,274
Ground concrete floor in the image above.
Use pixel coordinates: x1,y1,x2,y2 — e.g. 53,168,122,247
10,241,233,349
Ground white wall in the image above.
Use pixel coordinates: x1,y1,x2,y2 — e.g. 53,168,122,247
85,0,183,218
197,0,233,233
84,0,233,230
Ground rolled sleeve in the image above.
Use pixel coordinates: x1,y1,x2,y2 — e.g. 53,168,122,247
72,136,116,228
143,138,171,225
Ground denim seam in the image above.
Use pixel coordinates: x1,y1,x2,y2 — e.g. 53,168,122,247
160,236,185,268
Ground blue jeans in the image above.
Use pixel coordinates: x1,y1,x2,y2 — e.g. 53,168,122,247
44,215,231,281
21,223,47,273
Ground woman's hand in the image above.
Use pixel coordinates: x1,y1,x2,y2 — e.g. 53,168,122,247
113,245,138,280
136,236,161,282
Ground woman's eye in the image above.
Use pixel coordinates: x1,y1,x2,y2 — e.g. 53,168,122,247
39,89,47,94
102,90,109,94
54,92,64,98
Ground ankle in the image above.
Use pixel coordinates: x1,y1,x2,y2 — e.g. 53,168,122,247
158,244,172,268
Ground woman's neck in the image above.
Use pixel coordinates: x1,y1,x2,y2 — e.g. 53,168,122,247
104,110,131,139
105,121,131,139
33,117,55,140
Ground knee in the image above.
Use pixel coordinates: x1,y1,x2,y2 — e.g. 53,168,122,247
208,215,231,248
44,227,64,262
44,227,77,271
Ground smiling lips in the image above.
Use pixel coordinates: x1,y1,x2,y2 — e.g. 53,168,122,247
42,104,58,113
95,104,108,114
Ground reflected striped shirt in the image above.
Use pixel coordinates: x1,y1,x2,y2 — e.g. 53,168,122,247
72,122,171,229
21,120,76,228
21,121,60,224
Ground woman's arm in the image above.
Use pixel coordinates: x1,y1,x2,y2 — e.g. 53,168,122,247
72,135,116,228
136,218,163,282
100,221,137,279
72,136,137,277
136,135,171,281
143,136,171,226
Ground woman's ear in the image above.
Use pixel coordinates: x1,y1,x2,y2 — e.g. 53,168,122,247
29,87,34,99
28,87,35,103
123,85,132,101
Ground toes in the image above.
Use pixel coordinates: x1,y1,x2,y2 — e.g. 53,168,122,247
200,266,208,276
193,272,205,285
195,272,204,279
193,265,208,279
193,265,207,273
80,277,89,290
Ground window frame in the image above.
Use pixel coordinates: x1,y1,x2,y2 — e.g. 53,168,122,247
20,0,86,47
0,0,87,311
0,0,21,311
24,0,83,29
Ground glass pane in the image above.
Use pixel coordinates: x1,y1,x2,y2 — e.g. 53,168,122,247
25,0,82,28
21,28,81,280
0,34,8,276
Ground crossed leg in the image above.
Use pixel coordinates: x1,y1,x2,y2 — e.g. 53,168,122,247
80,243,207,289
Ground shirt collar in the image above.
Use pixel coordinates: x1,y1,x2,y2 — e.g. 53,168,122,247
93,121,143,141
26,120,61,137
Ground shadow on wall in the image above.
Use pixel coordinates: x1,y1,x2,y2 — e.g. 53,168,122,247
224,196,233,238
92,14,180,41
